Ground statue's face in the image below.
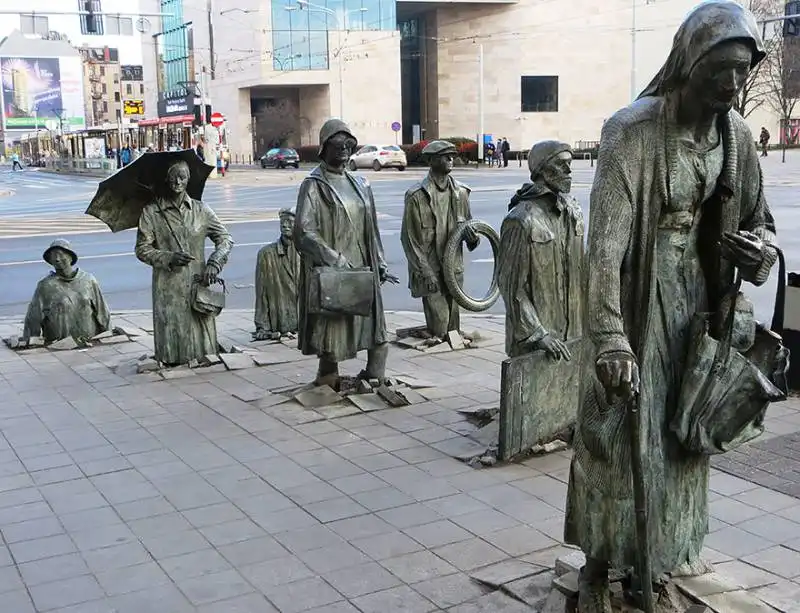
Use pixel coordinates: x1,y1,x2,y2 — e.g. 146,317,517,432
166,163,190,195
430,153,454,175
687,40,752,113
49,248,72,275
540,151,573,195
279,214,294,239
322,133,356,167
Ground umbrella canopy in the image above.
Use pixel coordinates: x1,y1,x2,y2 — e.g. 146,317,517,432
86,149,214,233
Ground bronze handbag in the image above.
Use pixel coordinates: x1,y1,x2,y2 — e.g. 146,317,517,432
308,266,374,317
191,275,227,317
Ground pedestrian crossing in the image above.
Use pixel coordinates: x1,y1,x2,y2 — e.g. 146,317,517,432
0,208,282,239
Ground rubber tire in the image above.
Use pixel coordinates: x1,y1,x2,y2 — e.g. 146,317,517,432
293,163,299,169
397,166,405,171
442,219,501,312
348,160,357,171
261,160,267,168
372,160,382,171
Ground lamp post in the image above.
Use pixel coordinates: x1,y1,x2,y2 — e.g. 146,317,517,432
285,1,367,119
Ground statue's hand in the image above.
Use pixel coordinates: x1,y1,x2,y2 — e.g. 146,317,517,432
595,351,640,404
202,263,220,286
464,225,480,251
720,231,764,270
423,274,439,294
334,253,352,269
170,251,194,267
536,334,571,361
381,271,400,285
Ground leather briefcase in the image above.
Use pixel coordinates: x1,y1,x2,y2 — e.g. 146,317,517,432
308,267,374,317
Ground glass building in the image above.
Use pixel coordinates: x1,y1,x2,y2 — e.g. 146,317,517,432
271,0,397,71
160,0,190,95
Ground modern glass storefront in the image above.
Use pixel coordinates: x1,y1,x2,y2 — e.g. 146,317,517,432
270,0,397,71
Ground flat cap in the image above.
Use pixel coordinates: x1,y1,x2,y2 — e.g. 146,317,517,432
422,140,457,156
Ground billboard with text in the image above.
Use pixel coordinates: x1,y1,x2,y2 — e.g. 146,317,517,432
0,56,86,131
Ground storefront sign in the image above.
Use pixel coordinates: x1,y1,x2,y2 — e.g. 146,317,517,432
123,99,144,116
157,93,193,118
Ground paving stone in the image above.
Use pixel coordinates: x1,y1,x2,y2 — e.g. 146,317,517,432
433,538,509,571
240,556,315,590
351,584,439,613
294,385,342,408
195,593,279,612
348,393,388,413
159,548,233,581
700,589,782,612
742,545,800,579
379,549,457,583
49,337,79,351
176,569,255,606
95,560,172,596
28,574,105,611
449,589,538,612
470,559,548,588
261,576,344,613
295,542,371,574
351,530,425,560
220,353,256,370
323,561,402,598
673,572,743,598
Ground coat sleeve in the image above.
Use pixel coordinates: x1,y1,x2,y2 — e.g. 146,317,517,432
205,205,234,272
254,247,272,330
498,217,546,346
587,116,637,358
23,282,44,340
737,135,778,286
91,276,112,332
294,179,341,267
400,190,434,279
135,206,174,271
366,182,388,274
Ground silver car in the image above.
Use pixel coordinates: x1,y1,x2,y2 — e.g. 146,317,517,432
348,144,407,171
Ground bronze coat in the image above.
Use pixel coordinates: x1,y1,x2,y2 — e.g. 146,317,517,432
254,238,300,334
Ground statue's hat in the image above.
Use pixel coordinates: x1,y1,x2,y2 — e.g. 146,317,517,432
43,239,78,266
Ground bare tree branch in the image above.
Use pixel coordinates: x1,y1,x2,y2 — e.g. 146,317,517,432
763,17,800,161
735,0,781,118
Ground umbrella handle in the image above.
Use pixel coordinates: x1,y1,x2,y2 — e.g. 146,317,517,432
155,199,185,253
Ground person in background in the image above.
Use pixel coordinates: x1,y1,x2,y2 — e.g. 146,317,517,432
10,151,23,171
120,144,132,167
495,139,504,168
759,126,770,157
502,137,511,167
485,140,496,167
196,140,205,162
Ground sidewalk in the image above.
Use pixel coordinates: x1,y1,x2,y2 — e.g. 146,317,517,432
0,309,798,612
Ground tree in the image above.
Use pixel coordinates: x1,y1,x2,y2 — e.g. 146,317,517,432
735,0,780,118
764,19,800,162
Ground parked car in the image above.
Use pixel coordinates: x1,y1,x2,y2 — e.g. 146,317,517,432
348,145,406,171
260,147,300,169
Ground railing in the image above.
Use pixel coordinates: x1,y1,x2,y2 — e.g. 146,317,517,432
43,158,119,177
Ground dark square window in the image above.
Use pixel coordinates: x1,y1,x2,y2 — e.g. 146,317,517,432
521,76,558,113
80,0,104,35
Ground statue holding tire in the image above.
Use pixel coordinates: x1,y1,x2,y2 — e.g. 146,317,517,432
401,140,481,339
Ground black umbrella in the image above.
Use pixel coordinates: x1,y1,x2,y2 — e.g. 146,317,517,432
85,149,214,233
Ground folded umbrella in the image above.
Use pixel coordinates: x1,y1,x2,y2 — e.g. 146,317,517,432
85,149,214,233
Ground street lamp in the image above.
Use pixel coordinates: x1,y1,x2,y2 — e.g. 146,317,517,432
284,1,367,119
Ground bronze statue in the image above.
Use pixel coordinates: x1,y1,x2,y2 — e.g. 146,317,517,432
497,141,584,359
401,140,478,339
254,208,300,340
564,2,779,611
135,160,233,366
23,239,111,344
294,119,398,387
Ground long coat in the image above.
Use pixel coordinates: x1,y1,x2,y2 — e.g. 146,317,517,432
401,174,472,298
294,166,388,362
23,270,111,343
254,238,300,334
564,95,778,575
135,195,233,365
497,190,584,357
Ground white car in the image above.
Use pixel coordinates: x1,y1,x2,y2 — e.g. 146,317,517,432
348,144,407,171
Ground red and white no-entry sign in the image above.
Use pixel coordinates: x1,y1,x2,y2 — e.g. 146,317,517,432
210,112,224,127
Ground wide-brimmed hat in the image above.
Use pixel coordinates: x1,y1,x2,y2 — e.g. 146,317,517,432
43,239,78,266
318,119,358,156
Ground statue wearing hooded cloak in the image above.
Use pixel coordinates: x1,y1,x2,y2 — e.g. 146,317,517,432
564,0,779,584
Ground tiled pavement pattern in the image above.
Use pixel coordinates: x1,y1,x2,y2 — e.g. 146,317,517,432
0,310,799,612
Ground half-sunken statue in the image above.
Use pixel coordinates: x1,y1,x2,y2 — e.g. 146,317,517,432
401,140,477,338
498,141,584,359
254,208,300,340
295,119,397,387
564,2,779,611
23,239,111,344
135,160,234,366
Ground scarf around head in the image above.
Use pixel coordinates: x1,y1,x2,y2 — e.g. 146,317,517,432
508,140,571,211
638,0,765,99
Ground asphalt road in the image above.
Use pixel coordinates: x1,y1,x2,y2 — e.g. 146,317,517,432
0,158,798,326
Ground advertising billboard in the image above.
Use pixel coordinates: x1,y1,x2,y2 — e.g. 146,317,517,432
0,56,86,131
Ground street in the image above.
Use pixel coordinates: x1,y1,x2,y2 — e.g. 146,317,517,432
1,155,799,324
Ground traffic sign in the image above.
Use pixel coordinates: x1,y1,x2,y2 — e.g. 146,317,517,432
391,121,401,132
210,112,225,127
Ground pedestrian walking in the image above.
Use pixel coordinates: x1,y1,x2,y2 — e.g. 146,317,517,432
759,126,770,157
485,140,496,167
120,145,132,167
10,152,23,171
502,137,511,167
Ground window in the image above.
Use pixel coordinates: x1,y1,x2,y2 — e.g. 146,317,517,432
139,84,144,94
101,83,107,93
106,15,134,36
521,76,559,113
20,14,49,36
100,66,105,77
79,0,104,35
114,92,120,101
102,101,108,112
126,84,132,95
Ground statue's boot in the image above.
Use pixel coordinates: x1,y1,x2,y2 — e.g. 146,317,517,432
577,559,612,613
316,356,340,388
357,342,389,382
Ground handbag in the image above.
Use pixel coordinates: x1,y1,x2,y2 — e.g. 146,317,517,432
308,266,374,317
191,275,226,317
670,249,790,455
